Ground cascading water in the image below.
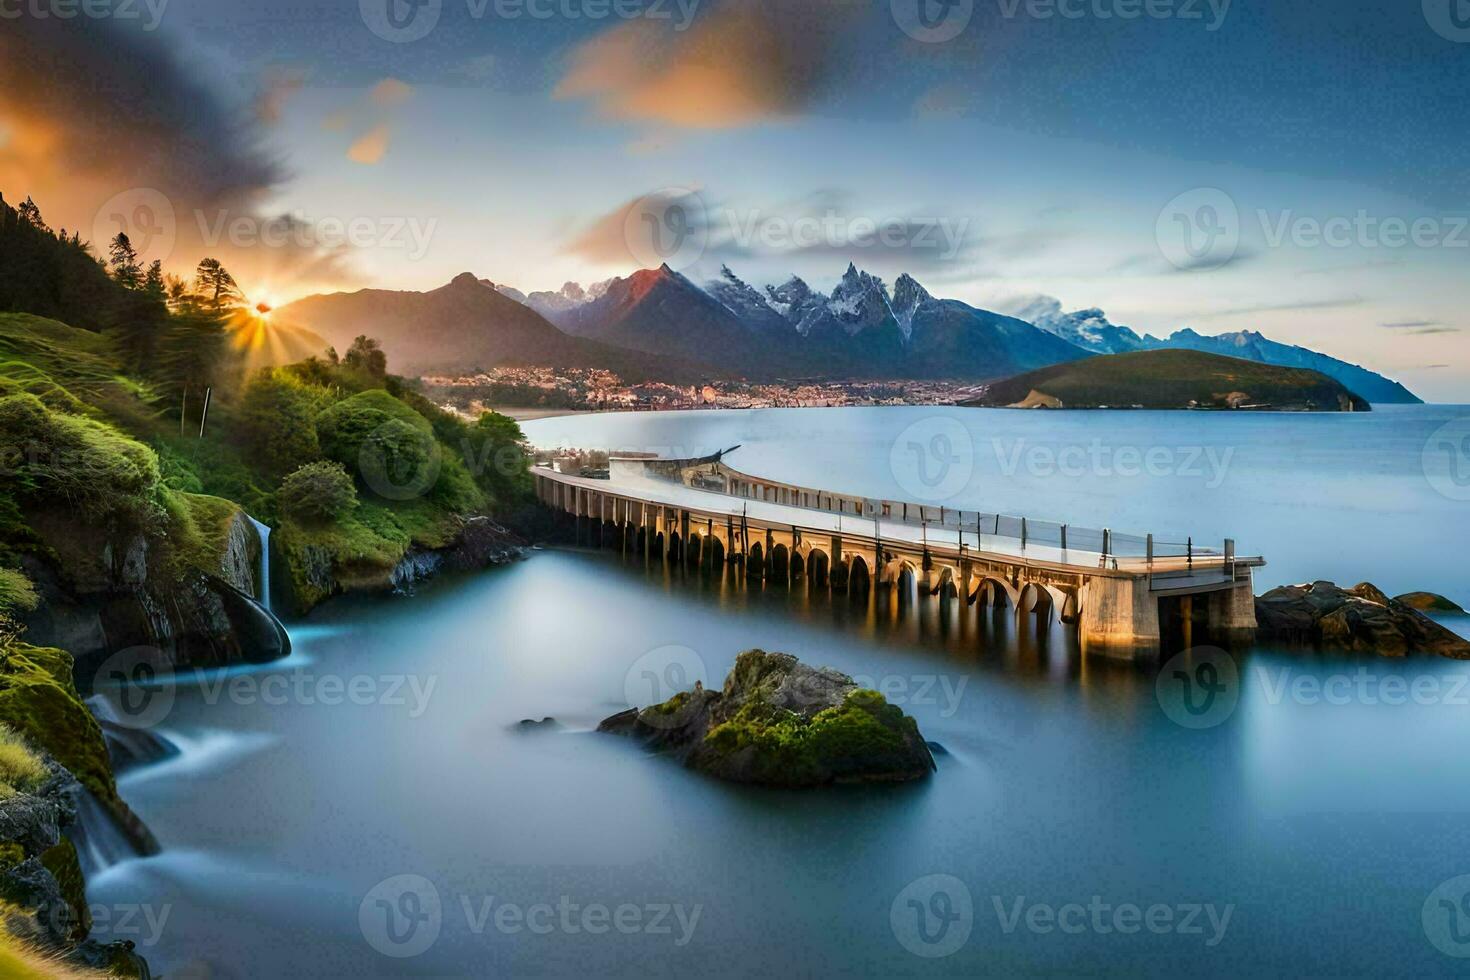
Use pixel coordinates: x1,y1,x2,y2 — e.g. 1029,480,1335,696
247,515,272,612
65,785,158,879
85,695,180,771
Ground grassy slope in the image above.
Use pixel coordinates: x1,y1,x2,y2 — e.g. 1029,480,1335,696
970,348,1369,410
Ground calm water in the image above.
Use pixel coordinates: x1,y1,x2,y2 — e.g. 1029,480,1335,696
86,406,1470,976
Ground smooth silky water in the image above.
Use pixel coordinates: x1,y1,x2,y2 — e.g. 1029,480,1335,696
84,405,1470,976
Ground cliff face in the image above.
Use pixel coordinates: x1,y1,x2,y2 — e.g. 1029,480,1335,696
18,509,288,679
0,640,152,976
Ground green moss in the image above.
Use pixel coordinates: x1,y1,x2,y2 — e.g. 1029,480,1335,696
0,570,38,617
0,643,118,815
164,492,244,579
39,841,88,940
702,686,917,785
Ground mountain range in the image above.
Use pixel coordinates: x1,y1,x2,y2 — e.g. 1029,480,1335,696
276,264,1420,402
1016,298,1420,404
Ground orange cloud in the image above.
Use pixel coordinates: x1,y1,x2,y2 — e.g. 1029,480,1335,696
555,0,862,130
347,125,392,165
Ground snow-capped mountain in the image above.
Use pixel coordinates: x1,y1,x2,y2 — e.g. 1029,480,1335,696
1014,297,1146,355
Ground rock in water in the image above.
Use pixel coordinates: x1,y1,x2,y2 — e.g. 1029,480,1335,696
598,650,936,787
1255,581,1470,659
1394,591,1466,615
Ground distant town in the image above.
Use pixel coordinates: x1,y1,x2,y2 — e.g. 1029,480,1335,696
421,365,989,417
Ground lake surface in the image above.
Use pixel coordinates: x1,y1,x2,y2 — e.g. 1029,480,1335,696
86,406,1470,976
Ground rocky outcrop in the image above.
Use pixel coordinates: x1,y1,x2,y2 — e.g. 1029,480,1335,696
599,650,936,787
22,563,290,677
0,759,151,977
218,511,263,596
1255,581,1470,658
282,515,527,612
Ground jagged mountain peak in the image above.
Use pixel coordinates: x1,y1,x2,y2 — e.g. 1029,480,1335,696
890,274,932,340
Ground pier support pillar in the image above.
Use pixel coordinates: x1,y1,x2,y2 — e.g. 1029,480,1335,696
1205,571,1258,645
1079,576,1161,661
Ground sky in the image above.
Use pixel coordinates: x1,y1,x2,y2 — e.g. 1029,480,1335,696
0,0,1466,399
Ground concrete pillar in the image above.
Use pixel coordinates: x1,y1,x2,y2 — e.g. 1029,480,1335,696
1079,575,1161,661
1205,571,1257,644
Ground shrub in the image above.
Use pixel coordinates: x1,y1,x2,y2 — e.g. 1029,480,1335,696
278,461,358,523
235,370,325,480
0,724,47,800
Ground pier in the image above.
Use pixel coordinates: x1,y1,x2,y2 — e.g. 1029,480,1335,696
534,449,1264,660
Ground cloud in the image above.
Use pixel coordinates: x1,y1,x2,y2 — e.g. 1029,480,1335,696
370,78,414,108
1381,320,1458,335
348,125,392,165
554,0,863,129
1191,296,1362,319
564,188,985,273
0,19,361,295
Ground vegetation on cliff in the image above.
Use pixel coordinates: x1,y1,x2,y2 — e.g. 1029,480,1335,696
966,348,1371,410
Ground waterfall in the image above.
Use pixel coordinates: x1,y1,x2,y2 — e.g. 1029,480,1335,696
65,785,158,879
85,695,180,772
247,515,272,611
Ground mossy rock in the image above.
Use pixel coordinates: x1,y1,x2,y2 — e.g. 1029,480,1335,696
1395,591,1466,614
0,644,116,814
603,650,936,787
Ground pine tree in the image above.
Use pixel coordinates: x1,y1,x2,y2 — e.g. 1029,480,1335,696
109,233,142,289
194,258,240,309
143,260,165,298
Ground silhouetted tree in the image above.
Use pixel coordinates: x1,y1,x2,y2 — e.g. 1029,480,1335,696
108,233,141,290
194,258,240,309
344,335,387,379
